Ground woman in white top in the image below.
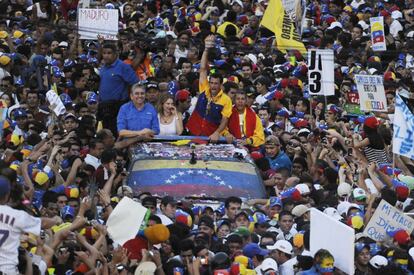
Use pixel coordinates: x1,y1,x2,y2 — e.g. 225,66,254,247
157,93,183,136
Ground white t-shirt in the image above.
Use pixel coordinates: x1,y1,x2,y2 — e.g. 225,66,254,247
0,205,41,267
279,257,296,275
390,19,403,38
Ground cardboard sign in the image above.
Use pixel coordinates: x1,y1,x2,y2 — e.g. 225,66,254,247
310,208,355,275
370,17,386,52
308,49,335,96
78,8,119,40
364,200,414,242
354,74,388,112
107,197,148,246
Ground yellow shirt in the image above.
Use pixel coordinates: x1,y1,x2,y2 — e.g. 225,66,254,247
199,78,232,119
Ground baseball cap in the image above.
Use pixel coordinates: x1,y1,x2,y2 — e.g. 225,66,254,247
260,258,278,272
117,185,133,197
337,182,352,197
0,31,8,39
175,89,190,102
327,21,343,30
86,92,98,105
60,205,75,219
369,255,388,269
352,188,367,201
13,108,27,118
396,185,410,201
141,196,157,208
161,195,176,206
291,204,310,217
267,240,293,255
199,215,215,229
231,0,243,6
0,176,11,197
389,229,410,246
233,226,251,238
64,113,77,121
146,81,159,90
295,183,310,195
268,196,283,208
323,207,343,221
364,116,379,129
58,41,69,48
243,243,269,258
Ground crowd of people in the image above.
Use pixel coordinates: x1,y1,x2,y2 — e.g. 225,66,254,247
0,0,414,273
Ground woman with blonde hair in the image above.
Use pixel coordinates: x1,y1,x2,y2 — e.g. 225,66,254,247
157,93,183,136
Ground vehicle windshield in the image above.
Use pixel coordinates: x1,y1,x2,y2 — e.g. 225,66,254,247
127,158,266,200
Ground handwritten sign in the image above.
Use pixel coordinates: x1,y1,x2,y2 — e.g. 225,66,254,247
355,74,388,112
78,8,119,40
363,200,414,242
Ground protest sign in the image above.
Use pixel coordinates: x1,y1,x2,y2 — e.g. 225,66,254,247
354,74,388,112
46,90,66,116
370,17,386,51
393,93,414,160
364,200,414,242
308,49,334,96
78,8,119,40
310,208,354,275
107,197,149,245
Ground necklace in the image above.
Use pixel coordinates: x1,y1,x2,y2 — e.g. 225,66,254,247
161,115,172,124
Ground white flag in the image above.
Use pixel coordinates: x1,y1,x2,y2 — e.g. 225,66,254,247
393,93,414,160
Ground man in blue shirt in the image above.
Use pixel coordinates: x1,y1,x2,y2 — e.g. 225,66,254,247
265,135,292,171
98,43,139,135
117,83,160,138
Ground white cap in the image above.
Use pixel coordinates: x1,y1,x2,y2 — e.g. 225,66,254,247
297,128,311,136
117,185,133,197
323,207,343,221
407,31,414,38
369,255,388,269
296,183,310,195
231,0,243,6
260,258,278,272
391,10,403,19
337,201,361,216
352,188,367,200
337,182,352,197
246,53,257,65
267,240,293,255
135,261,157,275
292,204,310,217
58,41,69,48
327,21,343,30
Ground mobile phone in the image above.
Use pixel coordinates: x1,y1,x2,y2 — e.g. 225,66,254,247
200,256,208,265
96,260,102,268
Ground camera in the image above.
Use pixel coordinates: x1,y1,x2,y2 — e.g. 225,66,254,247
115,160,123,174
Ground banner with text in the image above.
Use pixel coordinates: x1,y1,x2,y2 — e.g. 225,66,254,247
370,17,386,52
354,74,387,112
78,8,119,40
308,49,335,96
363,200,414,242
393,93,414,160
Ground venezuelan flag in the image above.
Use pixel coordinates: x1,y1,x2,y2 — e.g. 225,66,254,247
186,93,224,136
127,160,266,199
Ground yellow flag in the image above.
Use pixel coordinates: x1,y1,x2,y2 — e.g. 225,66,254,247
261,0,307,54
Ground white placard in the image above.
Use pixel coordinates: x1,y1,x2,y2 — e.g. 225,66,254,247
310,208,355,275
78,8,119,40
393,93,414,160
354,74,388,112
46,90,66,116
364,200,414,242
308,49,334,96
107,197,148,246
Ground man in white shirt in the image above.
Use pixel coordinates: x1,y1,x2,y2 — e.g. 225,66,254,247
385,14,403,38
0,176,61,274
267,240,295,275
84,139,105,169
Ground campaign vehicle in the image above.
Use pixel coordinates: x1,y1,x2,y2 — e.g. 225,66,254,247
127,136,266,201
